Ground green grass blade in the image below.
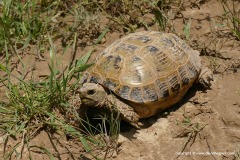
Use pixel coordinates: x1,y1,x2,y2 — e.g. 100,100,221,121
80,137,91,152
64,125,82,136
21,33,32,50
77,49,93,66
184,18,191,41
94,28,109,45
0,106,11,113
74,63,94,73
0,63,7,72
29,146,55,160
4,142,21,160
154,9,167,31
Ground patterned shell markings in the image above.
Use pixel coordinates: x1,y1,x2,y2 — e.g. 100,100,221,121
89,31,201,104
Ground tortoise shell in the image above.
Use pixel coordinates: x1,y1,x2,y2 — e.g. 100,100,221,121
83,31,201,118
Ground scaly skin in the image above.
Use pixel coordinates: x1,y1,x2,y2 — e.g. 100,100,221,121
79,83,141,128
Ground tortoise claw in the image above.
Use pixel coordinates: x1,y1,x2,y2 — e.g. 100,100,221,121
199,67,214,88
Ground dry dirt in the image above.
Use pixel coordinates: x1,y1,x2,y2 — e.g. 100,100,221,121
1,0,240,160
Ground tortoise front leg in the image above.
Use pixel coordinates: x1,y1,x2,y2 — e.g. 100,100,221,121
106,95,141,129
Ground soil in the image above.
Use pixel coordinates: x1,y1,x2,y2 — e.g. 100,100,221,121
1,0,240,160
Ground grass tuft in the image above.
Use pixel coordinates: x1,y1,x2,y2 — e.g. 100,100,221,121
221,0,240,40
0,1,116,159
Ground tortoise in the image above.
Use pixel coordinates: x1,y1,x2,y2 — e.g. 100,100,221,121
76,31,213,128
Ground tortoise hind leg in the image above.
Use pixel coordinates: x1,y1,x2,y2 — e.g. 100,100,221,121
107,95,142,129
198,67,213,88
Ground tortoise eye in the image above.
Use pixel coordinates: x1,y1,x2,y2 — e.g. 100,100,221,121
87,89,96,95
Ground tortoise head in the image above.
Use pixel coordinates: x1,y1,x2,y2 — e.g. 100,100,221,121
79,83,107,107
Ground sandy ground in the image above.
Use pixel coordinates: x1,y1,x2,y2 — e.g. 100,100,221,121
113,1,240,160
1,0,240,160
